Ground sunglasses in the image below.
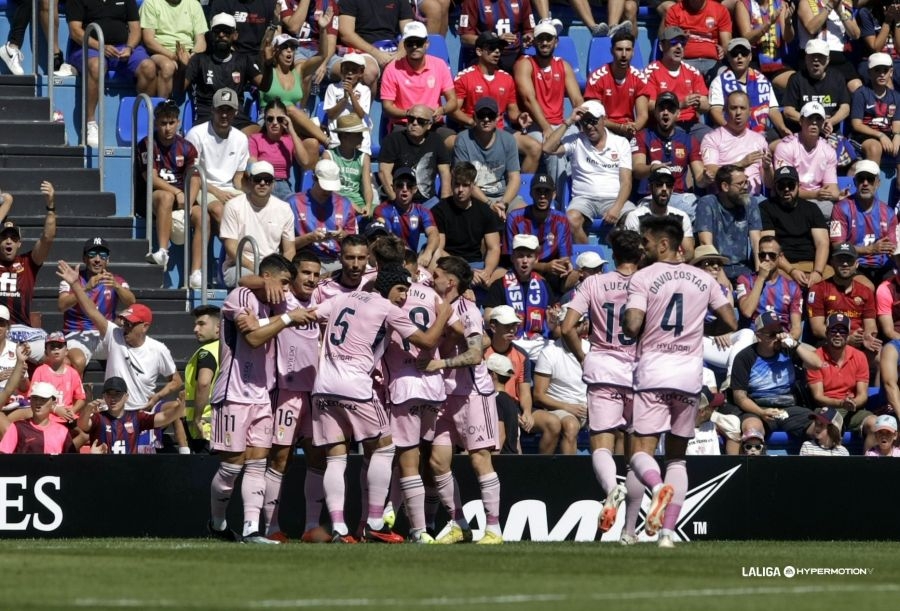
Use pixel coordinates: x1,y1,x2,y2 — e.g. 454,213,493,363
668,37,688,47
699,260,721,268
535,35,556,44
533,187,554,196
777,181,798,190
580,115,600,128
743,443,764,451
759,251,779,261
407,116,432,126
855,174,877,184
212,27,235,36
252,175,274,185
653,179,675,188
827,327,849,336
393,179,416,190
265,116,288,124
729,49,751,58
46,342,67,350
404,38,426,48
476,111,498,122
86,250,109,260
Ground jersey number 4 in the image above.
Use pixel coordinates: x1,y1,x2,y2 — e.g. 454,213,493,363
661,293,684,337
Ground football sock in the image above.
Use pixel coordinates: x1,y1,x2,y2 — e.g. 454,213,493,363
324,454,348,534
478,472,501,535
241,459,267,537
424,486,439,531
262,467,283,535
388,465,403,517
434,471,458,521
630,451,663,489
366,444,395,530
623,469,643,537
662,459,687,532
304,467,325,531
400,475,426,532
592,447,617,495
210,461,242,530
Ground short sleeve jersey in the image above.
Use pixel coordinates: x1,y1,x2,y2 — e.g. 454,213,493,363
807,279,876,331
59,270,130,332
454,66,518,130
642,60,709,123
632,127,701,194
829,197,897,269
773,135,838,193
850,86,900,137
0,420,76,454
664,0,733,60
734,273,803,329
0,253,40,325
137,134,198,192
211,287,273,405
440,297,493,396
584,64,649,125
270,292,319,393
374,201,436,253
505,206,572,261
87,410,157,454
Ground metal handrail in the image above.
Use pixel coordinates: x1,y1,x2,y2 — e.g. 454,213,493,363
82,23,105,188
235,236,261,282
30,0,38,75
132,93,154,249
186,164,209,304
45,0,56,116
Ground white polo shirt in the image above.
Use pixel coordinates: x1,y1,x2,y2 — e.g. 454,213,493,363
218,194,296,271
563,130,633,200
186,121,249,189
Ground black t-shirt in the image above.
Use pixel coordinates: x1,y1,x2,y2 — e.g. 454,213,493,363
339,0,414,45
378,130,451,202
184,52,260,126
210,0,276,57
781,69,850,132
759,197,826,263
432,199,501,262
67,0,139,46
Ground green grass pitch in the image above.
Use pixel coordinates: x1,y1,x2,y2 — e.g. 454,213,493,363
1,540,898,610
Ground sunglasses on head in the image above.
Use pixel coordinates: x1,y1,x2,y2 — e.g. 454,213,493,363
404,38,426,48
759,251,779,261
252,175,274,185
86,250,109,260
407,116,432,126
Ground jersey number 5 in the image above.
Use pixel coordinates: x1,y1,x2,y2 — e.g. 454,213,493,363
329,307,356,346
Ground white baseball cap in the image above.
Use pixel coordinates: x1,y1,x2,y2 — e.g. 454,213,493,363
485,353,515,376
533,22,558,39
804,39,830,57
314,159,342,192
210,13,237,30
869,53,893,70
29,381,59,400
402,21,429,42
800,101,826,118
489,305,520,326
855,159,880,179
581,100,606,119
249,161,275,178
576,251,607,270
341,53,367,68
511,234,539,251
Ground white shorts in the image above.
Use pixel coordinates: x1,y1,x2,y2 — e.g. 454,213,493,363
65,330,107,362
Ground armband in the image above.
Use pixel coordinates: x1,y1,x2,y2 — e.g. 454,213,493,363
257,317,270,327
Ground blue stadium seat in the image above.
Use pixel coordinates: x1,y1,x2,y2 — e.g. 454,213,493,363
556,36,586,90
518,172,534,201
426,34,453,76
588,37,646,73
182,97,194,134
837,175,854,195
116,96,165,146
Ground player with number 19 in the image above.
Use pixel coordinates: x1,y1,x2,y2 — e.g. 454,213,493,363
623,216,735,547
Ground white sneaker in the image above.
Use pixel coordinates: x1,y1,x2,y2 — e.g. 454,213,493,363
54,62,76,77
590,23,610,37
598,482,627,533
0,43,24,76
189,269,203,289
145,248,169,268
658,533,676,548
86,121,99,148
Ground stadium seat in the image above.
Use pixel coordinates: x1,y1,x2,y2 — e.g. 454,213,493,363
426,34,452,74
556,36,586,90
837,175,854,195
572,243,612,266
182,97,194,134
518,172,534,201
116,96,165,146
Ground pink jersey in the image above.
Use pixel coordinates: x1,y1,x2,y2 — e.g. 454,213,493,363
212,287,274,405
440,298,493,397
773,134,838,192
270,292,319,392
313,291,419,401
626,261,730,394
700,127,769,195
30,365,85,407
382,283,448,405
566,271,637,388
312,268,377,303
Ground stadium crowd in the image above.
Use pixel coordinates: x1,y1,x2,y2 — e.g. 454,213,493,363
2,0,900,545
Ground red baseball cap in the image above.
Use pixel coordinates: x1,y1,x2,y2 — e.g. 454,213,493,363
120,304,153,325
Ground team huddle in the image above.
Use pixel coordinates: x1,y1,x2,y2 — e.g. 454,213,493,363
207,216,719,546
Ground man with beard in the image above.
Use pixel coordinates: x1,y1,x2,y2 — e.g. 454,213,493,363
623,168,695,262
312,234,374,303
759,165,831,289
505,173,572,280
183,305,220,453
543,100,633,244
735,236,804,339
695,165,762,283
583,29,649,141
623,216,735,547
374,167,440,268
210,0,276,58
632,92,705,222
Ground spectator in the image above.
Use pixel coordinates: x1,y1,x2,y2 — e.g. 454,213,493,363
759,165,831,288
451,32,541,173
0,306,28,405
807,312,876,452
780,39,851,136
875,242,900,341
140,0,208,99
731,311,824,443
773,101,841,216
631,92,705,221
30,331,87,420
505,173,573,280
850,54,900,176
1,1,70,76
740,427,767,456
67,0,158,148
701,91,773,197
184,305,220,454
544,101,634,244
311,235,374,301
378,105,452,207
882,340,900,412
514,21,584,188
0,182,57,362
623,167,695,262
796,0,862,92
865,415,900,457
58,238,136,376
457,0,535,73
373,167,440,268
533,308,588,455
432,162,502,289
278,0,339,76
220,161,296,287
0,376,83,455
184,14,261,130
855,4,900,89
185,87,250,289
708,38,780,136
324,54,373,155
485,353,521,455
695,165,761,282
288,159,358,272
663,0,733,79
139,100,200,270
322,114,374,219
732,0,796,89
799,408,850,456
735,235,803,339
452,97,523,217
643,27,711,141
583,29,649,141
334,0,414,87
829,160,897,286
210,0,276,58
249,98,313,202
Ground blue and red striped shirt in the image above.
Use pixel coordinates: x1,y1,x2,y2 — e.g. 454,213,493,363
287,190,358,261
374,201,436,252
59,270,130,332
830,196,897,269
735,273,803,330
505,205,572,261
137,135,198,191
87,410,157,455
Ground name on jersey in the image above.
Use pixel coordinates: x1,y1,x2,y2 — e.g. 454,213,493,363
648,270,708,295
317,398,357,412
603,279,629,292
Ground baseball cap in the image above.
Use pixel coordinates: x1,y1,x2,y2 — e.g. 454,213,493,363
741,428,765,442
314,159,342,192
364,221,390,239
402,21,428,42
869,53,893,70
755,311,782,332
531,173,555,191
392,166,416,182
485,353,515,376
210,13,237,30
831,242,858,260
489,305,521,326
45,331,67,346
661,26,686,41
103,376,128,394
83,236,110,254
855,159,880,179
249,161,275,178
657,91,680,110
511,234,539,251
474,97,499,114
576,251,607,270
0,220,21,239
774,166,799,184
874,414,898,434
581,100,606,119
272,34,299,48
533,21,558,39
825,312,850,330
335,114,368,133
120,304,153,325
727,38,752,52
800,101,826,119
341,53,366,68
805,39,830,57
29,381,59,400
0,305,9,321
649,166,674,184
809,407,844,431
476,31,509,49
212,88,239,110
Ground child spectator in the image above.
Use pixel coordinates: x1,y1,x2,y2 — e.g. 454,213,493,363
0,305,29,408
324,54,372,155
29,332,86,423
740,427,767,456
800,408,850,456
322,114,374,220
866,415,900,457
486,353,520,455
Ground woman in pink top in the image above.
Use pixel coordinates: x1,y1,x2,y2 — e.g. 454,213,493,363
249,99,313,201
